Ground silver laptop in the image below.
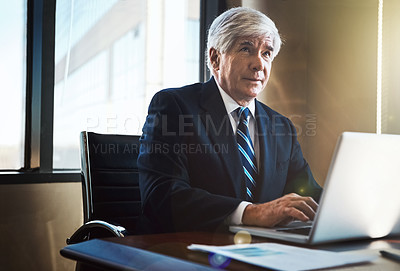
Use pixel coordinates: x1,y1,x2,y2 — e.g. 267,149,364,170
230,132,400,244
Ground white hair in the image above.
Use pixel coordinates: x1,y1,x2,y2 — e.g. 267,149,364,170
206,7,282,72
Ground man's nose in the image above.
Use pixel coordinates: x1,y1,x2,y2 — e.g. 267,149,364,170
251,53,264,71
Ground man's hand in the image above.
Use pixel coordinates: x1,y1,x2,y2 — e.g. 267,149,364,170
242,193,318,227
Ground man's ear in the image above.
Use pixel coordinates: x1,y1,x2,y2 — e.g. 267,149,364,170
209,48,220,71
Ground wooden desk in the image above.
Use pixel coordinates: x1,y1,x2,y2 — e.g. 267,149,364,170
60,231,400,270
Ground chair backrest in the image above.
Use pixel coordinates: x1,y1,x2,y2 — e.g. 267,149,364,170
80,131,141,234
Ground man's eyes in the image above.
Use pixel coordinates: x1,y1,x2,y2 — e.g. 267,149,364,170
239,47,272,58
263,51,272,58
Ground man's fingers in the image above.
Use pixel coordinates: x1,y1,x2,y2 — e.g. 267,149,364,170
286,194,318,210
303,196,318,211
242,194,320,227
281,194,318,220
288,200,316,220
283,207,309,222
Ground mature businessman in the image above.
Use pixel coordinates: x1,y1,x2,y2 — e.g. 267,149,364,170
138,7,322,233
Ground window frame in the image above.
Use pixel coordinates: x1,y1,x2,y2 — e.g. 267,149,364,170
0,0,225,184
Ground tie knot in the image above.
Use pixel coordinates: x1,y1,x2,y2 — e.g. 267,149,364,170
237,107,250,120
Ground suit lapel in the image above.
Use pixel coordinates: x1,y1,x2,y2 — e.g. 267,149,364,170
254,100,277,202
199,78,246,199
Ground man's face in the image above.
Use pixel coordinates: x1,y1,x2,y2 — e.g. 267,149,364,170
211,35,274,106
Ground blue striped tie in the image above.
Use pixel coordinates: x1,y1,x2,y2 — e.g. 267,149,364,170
236,107,257,202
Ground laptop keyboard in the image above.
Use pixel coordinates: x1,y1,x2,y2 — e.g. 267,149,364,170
276,226,311,236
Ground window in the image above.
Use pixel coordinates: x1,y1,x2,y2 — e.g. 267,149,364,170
0,0,26,170
381,0,400,134
53,0,200,169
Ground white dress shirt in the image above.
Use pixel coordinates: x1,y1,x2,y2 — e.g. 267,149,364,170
215,80,258,225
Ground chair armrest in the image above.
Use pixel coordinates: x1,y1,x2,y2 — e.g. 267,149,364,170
66,220,127,245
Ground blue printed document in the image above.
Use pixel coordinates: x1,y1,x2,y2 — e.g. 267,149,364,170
188,242,377,271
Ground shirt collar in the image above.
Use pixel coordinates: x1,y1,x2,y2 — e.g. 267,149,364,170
215,79,256,118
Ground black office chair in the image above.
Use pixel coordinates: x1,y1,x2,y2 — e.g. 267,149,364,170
67,131,141,244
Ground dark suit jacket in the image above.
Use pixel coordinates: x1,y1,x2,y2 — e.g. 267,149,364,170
138,77,322,233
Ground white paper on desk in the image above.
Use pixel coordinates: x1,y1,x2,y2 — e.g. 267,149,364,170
188,242,377,271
